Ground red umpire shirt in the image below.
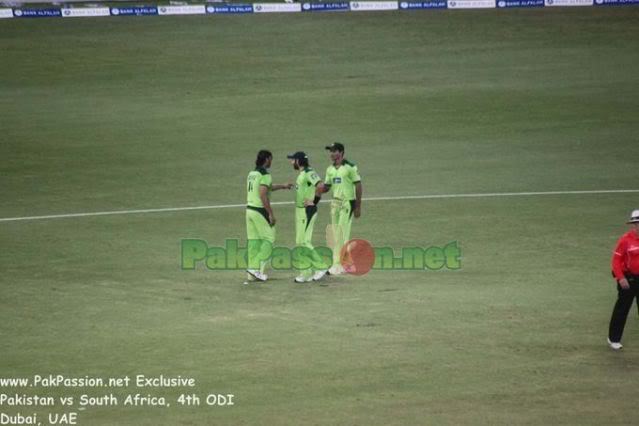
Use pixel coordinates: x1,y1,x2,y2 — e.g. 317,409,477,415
612,231,639,280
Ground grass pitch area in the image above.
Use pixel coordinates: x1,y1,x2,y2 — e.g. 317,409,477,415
2,7,639,425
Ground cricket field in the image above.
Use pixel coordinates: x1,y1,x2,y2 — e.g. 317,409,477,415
1,6,639,425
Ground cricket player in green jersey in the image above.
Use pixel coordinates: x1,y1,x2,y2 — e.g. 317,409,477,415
317,142,363,275
286,151,329,283
246,150,292,282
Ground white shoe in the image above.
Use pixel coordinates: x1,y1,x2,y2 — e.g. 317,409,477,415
247,269,268,282
328,264,345,275
312,269,328,281
607,338,623,351
294,275,313,283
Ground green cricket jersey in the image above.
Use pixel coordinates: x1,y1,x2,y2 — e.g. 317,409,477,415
246,167,272,208
324,159,361,201
295,167,321,208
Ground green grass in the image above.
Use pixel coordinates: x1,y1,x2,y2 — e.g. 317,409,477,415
1,7,639,425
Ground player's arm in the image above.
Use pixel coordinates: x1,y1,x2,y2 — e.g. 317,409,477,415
317,168,332,195
351,165,363,219
354,181,363,218
316,182,330,195
259,185,276,226
304,182,323,207
316,184,328,195
271,183,293,191
612,237,629,288
304,172,322,207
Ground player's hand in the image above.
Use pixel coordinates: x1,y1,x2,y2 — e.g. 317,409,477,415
269,214,276,226
303,199,315,207
619,278,630,290
354,206,361,218
286,183,294,190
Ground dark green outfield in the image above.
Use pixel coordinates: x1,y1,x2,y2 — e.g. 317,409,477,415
1,7,639,425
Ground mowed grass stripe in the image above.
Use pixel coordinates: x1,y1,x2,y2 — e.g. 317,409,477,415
0,189,637,222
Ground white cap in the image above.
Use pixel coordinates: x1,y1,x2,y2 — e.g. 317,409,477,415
627,210,639,224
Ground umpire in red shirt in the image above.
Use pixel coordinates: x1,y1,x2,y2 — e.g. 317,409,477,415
608,209,639,350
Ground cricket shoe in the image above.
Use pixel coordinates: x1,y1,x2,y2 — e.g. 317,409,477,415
294,275,313,283
247,269,268,282
328,264,345,275
607,338,623,351
312,269,328,281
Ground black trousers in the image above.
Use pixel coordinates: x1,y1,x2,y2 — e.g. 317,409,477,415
609,276,639,342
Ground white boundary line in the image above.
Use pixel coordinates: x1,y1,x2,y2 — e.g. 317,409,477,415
0,189,637,223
